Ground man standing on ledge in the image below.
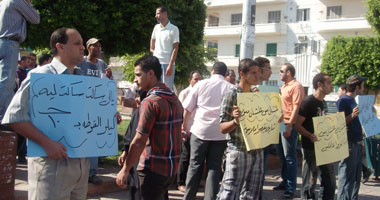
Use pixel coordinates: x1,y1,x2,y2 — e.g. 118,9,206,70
150,6,179,91
2,28,89,200
116,55,183,200
274,63,305,199
0,0,39,129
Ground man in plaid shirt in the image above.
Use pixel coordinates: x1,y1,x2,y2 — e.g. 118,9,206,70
116,55,183,200
217,59,264,199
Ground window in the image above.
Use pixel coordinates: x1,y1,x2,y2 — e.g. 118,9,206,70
251,5,256,26
311,40,319,54
231,13,242,25
327,6,342,19
266,43,277,56
295,43,308,54
208,15,219,27
235,44,240,57
207,41,218,57
297,8,310,22
268,11,281,23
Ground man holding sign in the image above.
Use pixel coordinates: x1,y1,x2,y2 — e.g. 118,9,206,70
337,75,367,200
217,59,264,199
2,28,89,199
295,73,335,200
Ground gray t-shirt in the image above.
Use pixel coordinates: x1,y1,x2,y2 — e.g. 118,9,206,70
77,57,108,78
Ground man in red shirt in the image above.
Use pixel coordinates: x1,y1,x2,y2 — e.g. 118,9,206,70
116,55,183,200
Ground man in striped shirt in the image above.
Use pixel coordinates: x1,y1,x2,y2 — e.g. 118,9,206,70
116,55,183,200
0,0,39,128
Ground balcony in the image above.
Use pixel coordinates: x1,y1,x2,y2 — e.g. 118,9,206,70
204,23,286,37
205,0,286,7
204,26,241,37
316,17,371,33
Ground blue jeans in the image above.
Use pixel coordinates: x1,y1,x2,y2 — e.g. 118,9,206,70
337,141,362,200
184,134,227,200
161,64,175,91
0,38,19,122
89,157,98,176
277,125,298,194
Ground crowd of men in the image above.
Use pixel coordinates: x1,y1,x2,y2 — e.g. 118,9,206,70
0,1,376,200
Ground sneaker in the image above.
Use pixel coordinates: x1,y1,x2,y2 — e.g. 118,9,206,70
177,185,186,193
88,175,103,185
362,169,372,183
273,184,286,191
282,191,294,199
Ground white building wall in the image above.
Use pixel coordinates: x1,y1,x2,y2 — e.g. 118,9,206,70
204,0,376,92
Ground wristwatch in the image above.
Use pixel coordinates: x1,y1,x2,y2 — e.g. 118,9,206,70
233,118,239,125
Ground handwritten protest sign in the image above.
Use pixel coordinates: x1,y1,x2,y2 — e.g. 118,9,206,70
357,95,380,137
313,112,348,166
237,92,282,150
29,73,118,158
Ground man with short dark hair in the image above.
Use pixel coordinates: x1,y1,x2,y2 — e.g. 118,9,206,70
116,55,183,200
182,62,235,200
337,75,367,200
177,70,202,192
295,73,336,200
217,59,264,199
38,53,52,66
275,63,305,199
225,69,236,85
28,52,37,69
150,6,179,91
77,37,113,185
0,0,39,128
2,28,89,200
16,56,30,88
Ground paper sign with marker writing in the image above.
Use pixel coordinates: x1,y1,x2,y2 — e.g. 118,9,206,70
313,112,348,166
357,95,380,137
29,73,118,158
237,92,282,150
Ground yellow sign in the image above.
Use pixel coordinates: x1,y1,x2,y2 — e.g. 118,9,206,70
237,92,282,150
313,112,348,166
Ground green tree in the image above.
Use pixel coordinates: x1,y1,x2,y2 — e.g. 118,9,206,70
25,0,209,85
366,0,380,35
320,36,380,90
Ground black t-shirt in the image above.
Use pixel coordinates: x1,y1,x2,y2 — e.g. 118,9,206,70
298,95,326,150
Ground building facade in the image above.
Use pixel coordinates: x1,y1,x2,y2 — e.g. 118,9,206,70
204,0,374,93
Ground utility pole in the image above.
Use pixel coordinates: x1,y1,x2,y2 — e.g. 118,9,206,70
240,0,256,60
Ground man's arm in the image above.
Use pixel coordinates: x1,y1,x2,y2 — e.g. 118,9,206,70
17,0,40,24
116,131,148,188
295,115,317,143
165,42,179,77
150,39,155,54
9,121,68,159
220,106,240,134
345,106,359,124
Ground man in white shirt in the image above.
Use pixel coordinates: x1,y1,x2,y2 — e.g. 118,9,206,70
177,71,202,192
182,62,235,200
150,6,179,91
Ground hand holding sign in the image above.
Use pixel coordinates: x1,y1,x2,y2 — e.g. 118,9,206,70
237,92,282,150
313,112,348,166
29,73,118,158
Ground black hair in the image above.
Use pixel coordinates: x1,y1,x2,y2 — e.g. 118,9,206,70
189,71,201,79
50,28,69,56
134,55,162,81
212,62,228,76
339,84,348,92
254,57,270,69
238,58,258,78
347,82,362,93
284,63,296,77
20,56,29,62
38,54,52,65
226,69,235,76
312,73,328,90
157,6,168,15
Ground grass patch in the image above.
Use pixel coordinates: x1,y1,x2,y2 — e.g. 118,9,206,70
103,119,130,166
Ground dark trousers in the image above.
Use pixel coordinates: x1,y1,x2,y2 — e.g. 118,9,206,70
138,170,174,200
177,134,191,186
17,133,27,158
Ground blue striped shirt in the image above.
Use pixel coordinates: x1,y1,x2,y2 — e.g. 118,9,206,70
0,0,39,42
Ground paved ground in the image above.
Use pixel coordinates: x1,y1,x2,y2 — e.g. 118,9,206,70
13,160,380,200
